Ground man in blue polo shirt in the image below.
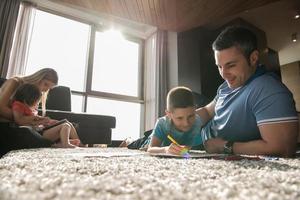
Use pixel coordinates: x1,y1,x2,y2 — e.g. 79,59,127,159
197,26,299,157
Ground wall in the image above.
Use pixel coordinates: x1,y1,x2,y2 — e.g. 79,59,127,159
177,27,202,94
280,61,300,111
279,43,300,66
177,26,222,100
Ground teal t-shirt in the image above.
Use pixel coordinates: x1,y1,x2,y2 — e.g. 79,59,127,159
148,114,203,147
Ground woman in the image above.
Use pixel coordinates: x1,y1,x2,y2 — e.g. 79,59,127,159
0,68,58,156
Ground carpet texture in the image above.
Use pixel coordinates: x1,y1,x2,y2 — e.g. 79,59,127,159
0,148,300,200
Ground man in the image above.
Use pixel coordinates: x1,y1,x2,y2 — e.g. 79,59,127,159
197,26,299,157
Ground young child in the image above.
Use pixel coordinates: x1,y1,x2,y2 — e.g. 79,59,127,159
12,83,82,148
146,86,203,155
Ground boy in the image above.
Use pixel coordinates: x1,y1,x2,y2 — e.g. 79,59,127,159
146,86,203,155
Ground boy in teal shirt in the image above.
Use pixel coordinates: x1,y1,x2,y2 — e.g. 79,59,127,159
146,86,203,155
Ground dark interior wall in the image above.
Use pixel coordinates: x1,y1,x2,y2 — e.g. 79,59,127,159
198,32,223,101
177,27,202,94
177,27,222,101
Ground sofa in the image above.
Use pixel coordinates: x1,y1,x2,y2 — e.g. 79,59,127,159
0,78,116,145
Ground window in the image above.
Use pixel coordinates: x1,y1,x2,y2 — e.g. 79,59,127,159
26,10,89,92
87,97,141,140
25,9,144,140
71,94,84,113
92,30,140,97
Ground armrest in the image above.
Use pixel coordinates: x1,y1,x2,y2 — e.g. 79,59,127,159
44,110,116,144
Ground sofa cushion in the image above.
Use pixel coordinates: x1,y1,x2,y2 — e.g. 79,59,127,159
46,86,71,111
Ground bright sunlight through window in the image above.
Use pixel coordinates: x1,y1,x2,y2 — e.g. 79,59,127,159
92,30,140,97
25,10,89,91
87,97,141,140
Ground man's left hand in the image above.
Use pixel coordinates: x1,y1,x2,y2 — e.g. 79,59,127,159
204,138,227,153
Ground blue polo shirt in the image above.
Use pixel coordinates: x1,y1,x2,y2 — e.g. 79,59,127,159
148,114,203,147
201,65,298,142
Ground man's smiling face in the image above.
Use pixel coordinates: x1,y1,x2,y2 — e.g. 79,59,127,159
215,46,258,89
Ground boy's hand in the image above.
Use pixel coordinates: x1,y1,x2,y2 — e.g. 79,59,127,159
166,143,189,155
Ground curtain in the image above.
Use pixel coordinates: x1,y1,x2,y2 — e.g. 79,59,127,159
0,0,21,77
144,29,169,131
155,30,168,118
7,1,36,78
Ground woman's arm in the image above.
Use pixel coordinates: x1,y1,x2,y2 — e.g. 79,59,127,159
0,79,19,120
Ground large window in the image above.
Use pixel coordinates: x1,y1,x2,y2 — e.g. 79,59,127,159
92,31,140,97
26,10,89,92
25,9,144,140
87,97,141,140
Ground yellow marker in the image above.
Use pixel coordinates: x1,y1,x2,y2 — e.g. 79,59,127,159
167,134,190,157
167,134,180,145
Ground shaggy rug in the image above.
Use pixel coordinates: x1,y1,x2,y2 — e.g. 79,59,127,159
0,148,300,200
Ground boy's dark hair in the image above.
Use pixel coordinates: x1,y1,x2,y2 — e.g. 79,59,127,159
14,83,42,106
212,26,258,63
167,86,195,111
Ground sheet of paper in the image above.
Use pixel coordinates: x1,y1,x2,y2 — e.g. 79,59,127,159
66,151,146,158
148,152,223,159
149,151,262,160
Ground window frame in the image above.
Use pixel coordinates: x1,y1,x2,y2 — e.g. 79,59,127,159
85,25,145,104
29,7,145,136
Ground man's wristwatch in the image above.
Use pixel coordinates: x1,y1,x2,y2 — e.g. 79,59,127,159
223,141,234,154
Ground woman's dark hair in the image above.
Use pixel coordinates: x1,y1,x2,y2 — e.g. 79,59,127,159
212,26,258,63
14,84,42,106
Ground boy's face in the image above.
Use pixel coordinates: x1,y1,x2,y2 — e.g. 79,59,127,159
166,106,196,132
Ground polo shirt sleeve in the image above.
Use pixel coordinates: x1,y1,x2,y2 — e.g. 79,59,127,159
251,77,298,125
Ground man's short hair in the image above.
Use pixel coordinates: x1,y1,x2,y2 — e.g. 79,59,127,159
167,86,195,111
212,26,258,61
